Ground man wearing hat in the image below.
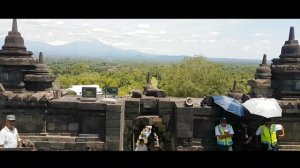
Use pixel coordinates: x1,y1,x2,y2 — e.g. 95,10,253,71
215,117,234,151
0,115,22,148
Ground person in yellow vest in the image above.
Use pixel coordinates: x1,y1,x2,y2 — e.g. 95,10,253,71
215,117,234,151
255,118,285,151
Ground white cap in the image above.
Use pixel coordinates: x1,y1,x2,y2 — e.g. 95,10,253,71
6,115,16,121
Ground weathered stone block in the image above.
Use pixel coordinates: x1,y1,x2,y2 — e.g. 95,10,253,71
106,119,120,128
47,123,55,131
292,122,300,132
92,142,105,151
17,115,32,123
107,104,123,113
49,142,65,150
68,123,79,132
175,108,193,138
106,128,120,135
105,142,120,151
106,135,121,142
125,107,140,114
159,101,174,109
125,120,133,126
125,113,138,120
53,102,77,109
125,100,140,108
285,109,299,113
55,123,68,132
193,107,216,115
31,115,45,126
74,142,90,151
78,102,98,110
75,137,99,142
24,124,38,132
34,141,50,151
98,103,107,111
65,142,75,150
159,109,173,115
81,116,105,134
106,112,121,120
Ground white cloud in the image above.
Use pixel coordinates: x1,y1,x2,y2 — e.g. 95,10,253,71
183,39,198,43
201,39,216,43
192,34,204,38
46,40,69,46
241,45,251,51
209,31,220,36
138,24,150,28
55,21,64,25
254,33,270,37
47,32,53,36
222,38,237,42
254,40,271,46
158,30,166,34
112,42,129,46
92,27,110,32
134,29,151,35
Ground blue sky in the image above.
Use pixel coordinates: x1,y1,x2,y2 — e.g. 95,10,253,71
0,19,299,59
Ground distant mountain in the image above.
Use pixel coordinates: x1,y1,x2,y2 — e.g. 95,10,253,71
0,38,264,64
207,57,271,65
24,39,186,62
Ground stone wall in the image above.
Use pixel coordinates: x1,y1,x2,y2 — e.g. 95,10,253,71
105,103,125,151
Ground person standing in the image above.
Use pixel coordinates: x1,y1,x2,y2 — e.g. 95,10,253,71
0,115,22,148
135,139,148,151
256,118,284,151
233,118,254,151
215,118,234,151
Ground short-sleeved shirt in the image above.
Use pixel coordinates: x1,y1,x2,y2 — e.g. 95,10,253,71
255,124,283,135
215,124,234,136
0,126,21,148
135,144,148,151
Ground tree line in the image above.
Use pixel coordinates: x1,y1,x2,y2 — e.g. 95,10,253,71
47,56,257,97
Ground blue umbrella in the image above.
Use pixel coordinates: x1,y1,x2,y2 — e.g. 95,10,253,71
213,96,244,117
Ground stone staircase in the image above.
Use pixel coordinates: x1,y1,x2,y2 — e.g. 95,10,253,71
20,133,105,151
278,142,300,151
187,139,300,151
176,139,216,151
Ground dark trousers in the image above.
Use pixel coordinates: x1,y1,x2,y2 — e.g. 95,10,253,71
234,143,252,151
217,144,232,151
260,143,278,151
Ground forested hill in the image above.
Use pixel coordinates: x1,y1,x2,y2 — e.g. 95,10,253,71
49,56,257,97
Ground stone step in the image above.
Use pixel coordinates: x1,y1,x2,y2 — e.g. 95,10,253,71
278,145,300,149
20,133,76,136
20,136,76,142
191,139,202,146
279,149,300,151
78,134,99,138
33,141,105,151
75,137,100,142
278,142,300,145
0,147,33,151
20,136,100,142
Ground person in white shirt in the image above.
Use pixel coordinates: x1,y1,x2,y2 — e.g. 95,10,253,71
255,118,285,151
135,139,148,151
0,115,22,148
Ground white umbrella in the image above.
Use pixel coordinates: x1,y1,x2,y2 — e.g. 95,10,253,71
242,98,282,118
